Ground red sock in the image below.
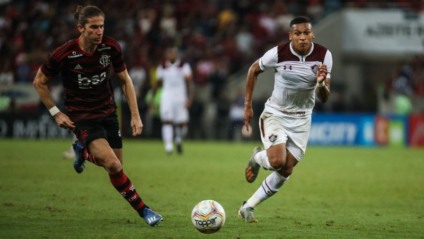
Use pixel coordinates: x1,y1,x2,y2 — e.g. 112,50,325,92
109,170,145,213
83,149,97,165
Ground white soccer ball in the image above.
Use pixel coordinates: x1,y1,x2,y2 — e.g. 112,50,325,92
191,199,226,234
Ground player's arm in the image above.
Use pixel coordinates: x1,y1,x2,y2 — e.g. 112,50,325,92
315,68,330,103
243,59,262,128
116,69,143,136
33,68,75,130
316,51,332,103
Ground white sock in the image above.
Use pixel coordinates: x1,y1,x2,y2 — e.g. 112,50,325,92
162,124,173,152
244,172,288,208
254,150,274,170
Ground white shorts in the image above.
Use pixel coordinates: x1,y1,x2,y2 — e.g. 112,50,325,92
160,99,189,124
259,105,311,161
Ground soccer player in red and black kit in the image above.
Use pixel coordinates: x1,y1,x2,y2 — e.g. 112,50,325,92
33,5,163,227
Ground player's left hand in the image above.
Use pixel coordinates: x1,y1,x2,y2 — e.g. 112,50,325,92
54,112,75,130
317,64,327,83
131,117,143,136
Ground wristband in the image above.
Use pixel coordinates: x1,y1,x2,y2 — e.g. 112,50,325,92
49,106,60,116
317,81,325,88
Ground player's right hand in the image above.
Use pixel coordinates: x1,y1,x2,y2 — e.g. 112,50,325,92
131,117,143,136
54,112,75,130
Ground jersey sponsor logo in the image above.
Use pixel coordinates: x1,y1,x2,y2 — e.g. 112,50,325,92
77,72,107,89
97,44,111,52
68,51,83,59
74,64,83,70
283,65,293,70
99,55,111,67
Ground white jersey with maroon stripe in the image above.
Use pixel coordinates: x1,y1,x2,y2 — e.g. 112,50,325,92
257,42,333,160
157,60,192,103
156,59,192,123
259,42,332,116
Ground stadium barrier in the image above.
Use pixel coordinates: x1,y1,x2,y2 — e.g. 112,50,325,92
310,113,424,147
0,112,72,138
0,112,423,147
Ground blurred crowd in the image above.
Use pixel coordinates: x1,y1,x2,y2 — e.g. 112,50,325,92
0,0,423,139
380,55,424,115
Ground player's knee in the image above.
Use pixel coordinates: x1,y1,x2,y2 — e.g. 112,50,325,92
268,154,285,170
104,158,122,173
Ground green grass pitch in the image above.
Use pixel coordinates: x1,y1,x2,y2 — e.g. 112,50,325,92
0,139,423,239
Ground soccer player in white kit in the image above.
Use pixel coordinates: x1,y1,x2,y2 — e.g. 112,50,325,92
152,46,192,154
238,16,332,222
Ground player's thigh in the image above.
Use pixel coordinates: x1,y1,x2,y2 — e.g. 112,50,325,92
89,139,121,172
284,117,311,161
259,111,288,150
160,99,174,122
102,114,123,163
74,121,107,148
89,138,113,158
174,104,189,124
103,114,123,149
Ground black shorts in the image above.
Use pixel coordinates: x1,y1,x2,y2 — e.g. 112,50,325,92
73,113,122,149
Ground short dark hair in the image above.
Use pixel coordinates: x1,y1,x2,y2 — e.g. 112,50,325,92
289,16,311,27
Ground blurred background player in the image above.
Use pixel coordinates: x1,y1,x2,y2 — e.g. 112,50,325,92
63,134,78,160
33,5,162,226
150,46,193,155
62,138,76,159
238,16,332,222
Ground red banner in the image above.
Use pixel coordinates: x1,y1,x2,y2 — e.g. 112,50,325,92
408,114,424,147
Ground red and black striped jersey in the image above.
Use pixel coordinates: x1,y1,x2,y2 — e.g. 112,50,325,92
41,36,126,121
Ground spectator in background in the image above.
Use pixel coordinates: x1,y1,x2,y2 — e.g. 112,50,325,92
228,88,245,141
0,62,14,85
392,64,413,114
411,55,424,96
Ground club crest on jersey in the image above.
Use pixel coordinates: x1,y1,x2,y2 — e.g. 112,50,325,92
311,64,319,74
269,134,277,143
99,55,111,67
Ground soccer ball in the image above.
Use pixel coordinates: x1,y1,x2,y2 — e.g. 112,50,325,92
191,200,226,234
